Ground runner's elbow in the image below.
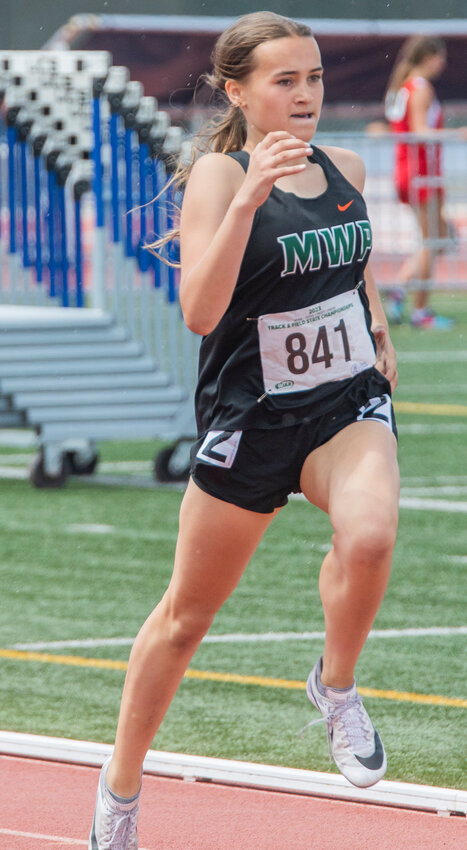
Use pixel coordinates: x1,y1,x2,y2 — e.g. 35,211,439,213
180,272,228,335
181,300,217,336
183,314,214,336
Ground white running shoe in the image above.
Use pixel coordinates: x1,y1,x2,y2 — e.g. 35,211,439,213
89,757,140,850
304,657,387,788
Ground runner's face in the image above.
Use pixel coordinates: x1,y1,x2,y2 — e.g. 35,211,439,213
425,51,446,80
236,36,324,145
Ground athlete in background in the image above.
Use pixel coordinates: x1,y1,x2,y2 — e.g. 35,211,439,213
384,35,454,328
89,13,399,848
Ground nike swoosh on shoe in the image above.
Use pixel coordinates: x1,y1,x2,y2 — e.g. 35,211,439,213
355,730,385,770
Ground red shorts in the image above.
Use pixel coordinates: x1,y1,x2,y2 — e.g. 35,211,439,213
396,178,444,206
395,142,444,206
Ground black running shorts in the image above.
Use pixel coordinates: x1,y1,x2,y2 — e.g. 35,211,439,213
191,375,397,514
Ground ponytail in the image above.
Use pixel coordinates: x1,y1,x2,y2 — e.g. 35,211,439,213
386,58,413,98
145,102,247,265
386,34,446,97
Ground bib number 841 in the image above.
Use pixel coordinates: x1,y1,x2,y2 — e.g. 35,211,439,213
286,319,350,374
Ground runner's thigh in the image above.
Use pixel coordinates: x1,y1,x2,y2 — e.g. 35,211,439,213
166,478,280,613
299,420,399,522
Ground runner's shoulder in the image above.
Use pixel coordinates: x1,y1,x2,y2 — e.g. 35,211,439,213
188,151,246,193
318,145,366,193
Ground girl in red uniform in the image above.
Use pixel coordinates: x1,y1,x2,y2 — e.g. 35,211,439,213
385,35,453,329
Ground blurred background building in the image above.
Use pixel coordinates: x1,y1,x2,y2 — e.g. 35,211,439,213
1,1,467,128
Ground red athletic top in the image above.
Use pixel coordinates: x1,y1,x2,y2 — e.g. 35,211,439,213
385,76,443,204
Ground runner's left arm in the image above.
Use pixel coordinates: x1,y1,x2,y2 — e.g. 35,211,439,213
365,262,398,393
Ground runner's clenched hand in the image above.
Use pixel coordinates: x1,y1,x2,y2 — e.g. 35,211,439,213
235,131,312,211
373,324,398,392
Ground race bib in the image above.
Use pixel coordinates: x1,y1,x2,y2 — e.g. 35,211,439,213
257,289,376,396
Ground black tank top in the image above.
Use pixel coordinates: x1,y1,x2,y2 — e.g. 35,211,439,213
194,145,379,434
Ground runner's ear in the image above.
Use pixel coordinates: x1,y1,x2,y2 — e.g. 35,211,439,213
225,79,246,108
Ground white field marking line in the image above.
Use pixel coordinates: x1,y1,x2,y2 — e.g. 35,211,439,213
397,423,467,435
63,523,175,541
0,453,34,464
401,475,467,485
447,555,467,564
0,458,151,474
397,384,467,393
84,473,180,490
62,534,318,551
10,626,467,651
397,350,467,363
0,459,151,472
0,517,175,544
67,523,116,534
0,429,37,447
98,460,152,472
290,492,467,511
0,466,28,479
401,485,467,496
398,496,467,512
0,517,177,543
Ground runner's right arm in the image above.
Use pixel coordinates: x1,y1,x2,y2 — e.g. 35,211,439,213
179,133,311,335
179,152,256,336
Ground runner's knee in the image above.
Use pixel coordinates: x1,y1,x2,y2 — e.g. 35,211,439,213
160,594,216,651
334,511,397,570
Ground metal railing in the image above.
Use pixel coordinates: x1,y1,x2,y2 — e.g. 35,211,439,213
315,129,467,293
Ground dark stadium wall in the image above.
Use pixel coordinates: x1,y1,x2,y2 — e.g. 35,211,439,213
1,0,467,50
44,24,464,108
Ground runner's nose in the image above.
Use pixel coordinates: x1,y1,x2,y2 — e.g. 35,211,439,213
293,86,312,106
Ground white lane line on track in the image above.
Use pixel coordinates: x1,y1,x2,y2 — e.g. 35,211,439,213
0,829,87,845
10,626,467,651
0,829,150,848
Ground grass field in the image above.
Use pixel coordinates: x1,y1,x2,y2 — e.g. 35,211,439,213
0,291,466,791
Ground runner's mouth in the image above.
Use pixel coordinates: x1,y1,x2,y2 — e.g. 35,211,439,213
291,113,313,120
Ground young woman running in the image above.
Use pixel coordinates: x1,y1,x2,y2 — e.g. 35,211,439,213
89,12,399,849
384,35,454,328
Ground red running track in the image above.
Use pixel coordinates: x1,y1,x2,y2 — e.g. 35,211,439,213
0,755,464,850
